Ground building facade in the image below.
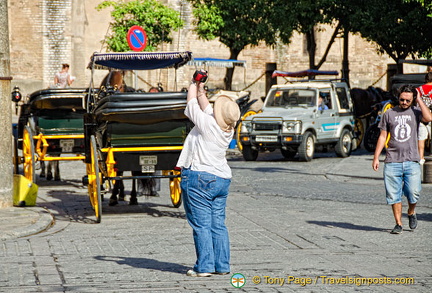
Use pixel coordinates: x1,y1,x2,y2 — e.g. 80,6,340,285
8,0,421,99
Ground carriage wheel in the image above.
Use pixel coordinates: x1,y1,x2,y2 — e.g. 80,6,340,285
87,135,102,223
22,125,36,182
236,110,259,151
353,118,364,147
169,170,182,208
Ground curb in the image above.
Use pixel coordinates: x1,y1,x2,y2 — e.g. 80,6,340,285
0,207,54,241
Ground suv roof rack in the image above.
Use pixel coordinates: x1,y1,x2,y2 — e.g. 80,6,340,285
272,69,338,78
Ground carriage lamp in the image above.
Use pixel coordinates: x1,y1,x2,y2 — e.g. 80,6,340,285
11,86,22,103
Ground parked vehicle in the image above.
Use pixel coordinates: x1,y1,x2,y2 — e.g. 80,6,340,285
238,70,356,161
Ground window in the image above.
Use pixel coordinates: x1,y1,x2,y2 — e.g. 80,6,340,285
336,87,350,110
267,89,316,108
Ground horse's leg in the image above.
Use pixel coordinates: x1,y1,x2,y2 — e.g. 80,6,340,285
54,159,60,181
152,171,161,196
109,171,123,206
47,161,53,181
129,171,138,205
118,179,125,201
40,161,46,178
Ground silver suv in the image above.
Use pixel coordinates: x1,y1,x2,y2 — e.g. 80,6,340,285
239,80,356,161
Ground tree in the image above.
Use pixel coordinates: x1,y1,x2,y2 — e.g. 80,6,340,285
332,0,432,72
405,0,432,17
292,0,337,70
96,0,184,52
188,0,296,90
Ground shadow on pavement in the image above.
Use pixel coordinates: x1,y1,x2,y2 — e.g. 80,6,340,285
307,220,387,232
43,186,185,225
102,202,185,219
94,256,189,274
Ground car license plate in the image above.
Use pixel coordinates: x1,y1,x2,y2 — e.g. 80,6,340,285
60,139,74,152
255,136,277,142
141,165,155,173
140,155,157,173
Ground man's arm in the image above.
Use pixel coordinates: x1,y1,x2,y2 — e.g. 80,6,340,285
372,129,387,171
416,95,432,123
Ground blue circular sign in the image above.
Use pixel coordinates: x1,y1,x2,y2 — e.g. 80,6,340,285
127,26,147,51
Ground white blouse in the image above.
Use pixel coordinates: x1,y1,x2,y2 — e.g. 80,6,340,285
176,98,234,179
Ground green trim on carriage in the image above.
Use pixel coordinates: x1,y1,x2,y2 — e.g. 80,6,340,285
106,121,189,146
38,117,84,135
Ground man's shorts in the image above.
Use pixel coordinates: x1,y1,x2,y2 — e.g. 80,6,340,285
384,161,421,205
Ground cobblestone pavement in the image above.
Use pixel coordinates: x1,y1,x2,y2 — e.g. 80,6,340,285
1,150,432,292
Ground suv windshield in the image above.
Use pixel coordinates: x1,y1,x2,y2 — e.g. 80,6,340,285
266,89,316,108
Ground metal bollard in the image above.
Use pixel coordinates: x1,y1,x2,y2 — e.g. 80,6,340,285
423,156,432,183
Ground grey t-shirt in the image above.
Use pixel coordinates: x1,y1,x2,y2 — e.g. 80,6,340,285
378,106,422,163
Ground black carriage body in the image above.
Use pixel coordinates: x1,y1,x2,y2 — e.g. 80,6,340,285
114,151,182,172
90,91,192,172
17,88,88,153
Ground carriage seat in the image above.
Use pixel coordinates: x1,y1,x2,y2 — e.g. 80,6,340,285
94,91,189,125
28,88,87,111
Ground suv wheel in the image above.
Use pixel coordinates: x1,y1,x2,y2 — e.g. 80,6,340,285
242,145,258,161
335,129,353,157
298,131,315,162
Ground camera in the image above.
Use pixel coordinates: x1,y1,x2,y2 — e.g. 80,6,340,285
193,70,208,83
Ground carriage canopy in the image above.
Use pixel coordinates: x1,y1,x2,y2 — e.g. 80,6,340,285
272,69,339,78
187,57,246,68
88,51,193,71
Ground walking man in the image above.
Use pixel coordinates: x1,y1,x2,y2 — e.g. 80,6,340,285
372,85,432,234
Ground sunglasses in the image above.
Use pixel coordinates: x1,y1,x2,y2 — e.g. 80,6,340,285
399,98,412,103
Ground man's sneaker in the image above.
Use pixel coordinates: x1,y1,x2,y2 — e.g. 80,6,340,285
390,225,403,234
212,272,230,275
186,269,212,277
408,213,418,230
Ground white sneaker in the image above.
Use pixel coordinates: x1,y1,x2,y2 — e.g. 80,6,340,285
186,269,212,277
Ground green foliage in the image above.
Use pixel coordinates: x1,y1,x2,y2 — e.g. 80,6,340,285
188,0,298,89
405,0,432,17
96,0,184,52
188,0,296,54
332,0,432,61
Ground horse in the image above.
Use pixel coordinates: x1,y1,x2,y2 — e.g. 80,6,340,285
351,86,394,129
98,70,158,206
40,159,60,181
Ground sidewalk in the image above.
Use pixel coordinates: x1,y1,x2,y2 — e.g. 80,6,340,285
0,206,53,241
1,150,431,292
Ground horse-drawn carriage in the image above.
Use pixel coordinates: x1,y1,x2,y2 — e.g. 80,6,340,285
84,51,193,223
14,88,89,182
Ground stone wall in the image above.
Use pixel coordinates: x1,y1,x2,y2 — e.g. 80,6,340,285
9,0,419,99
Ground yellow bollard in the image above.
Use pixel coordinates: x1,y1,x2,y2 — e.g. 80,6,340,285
13,174,38,207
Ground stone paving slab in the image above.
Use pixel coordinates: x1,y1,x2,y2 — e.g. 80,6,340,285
1,151,432,292
0,207,53,241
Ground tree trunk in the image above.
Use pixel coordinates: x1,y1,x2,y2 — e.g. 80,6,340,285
341,29,350,84
225,49,241,90
306,29,317,80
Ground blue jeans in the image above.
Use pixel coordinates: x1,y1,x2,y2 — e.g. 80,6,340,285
181,168,231,273
384,161,421,205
